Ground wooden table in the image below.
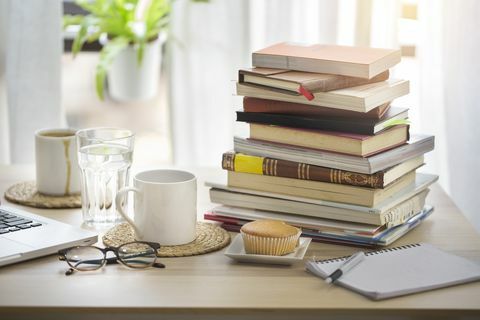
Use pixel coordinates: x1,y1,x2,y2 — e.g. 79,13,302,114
0,165,479,320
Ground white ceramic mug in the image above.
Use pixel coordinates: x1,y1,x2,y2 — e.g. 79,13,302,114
115,169,197,245
35,128,81,195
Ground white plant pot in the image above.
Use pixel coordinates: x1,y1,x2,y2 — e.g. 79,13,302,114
107,37,161,102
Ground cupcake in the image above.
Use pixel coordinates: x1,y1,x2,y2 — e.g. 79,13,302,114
240,219,301,256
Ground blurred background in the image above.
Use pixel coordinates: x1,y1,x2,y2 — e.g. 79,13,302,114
0,0,479,230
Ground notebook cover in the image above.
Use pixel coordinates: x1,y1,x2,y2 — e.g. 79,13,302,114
306,241,480,300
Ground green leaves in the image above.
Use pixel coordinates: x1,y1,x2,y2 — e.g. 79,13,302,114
96,37,129,100
64,0,197,100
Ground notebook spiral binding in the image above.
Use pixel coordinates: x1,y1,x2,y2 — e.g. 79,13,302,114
314,243,422,264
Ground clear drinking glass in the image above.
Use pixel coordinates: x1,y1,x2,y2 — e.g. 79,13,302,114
76,128,134,225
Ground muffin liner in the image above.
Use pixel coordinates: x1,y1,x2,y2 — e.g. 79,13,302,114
241,230,301,256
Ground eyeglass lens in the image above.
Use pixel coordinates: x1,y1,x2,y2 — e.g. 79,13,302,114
65,246,105,271
118,242,157,268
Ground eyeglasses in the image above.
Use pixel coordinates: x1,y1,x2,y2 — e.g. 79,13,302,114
58,241,165,275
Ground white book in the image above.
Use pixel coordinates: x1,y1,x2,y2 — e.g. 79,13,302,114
236,79,409,112
305,243,480,300
233,134,435,174
206,173,438,226
210,205,434,246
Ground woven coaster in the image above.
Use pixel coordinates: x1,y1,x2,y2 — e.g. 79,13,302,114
103,222,231,257
4,181,81,209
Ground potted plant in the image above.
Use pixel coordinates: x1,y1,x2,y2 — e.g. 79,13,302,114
64,0,170,102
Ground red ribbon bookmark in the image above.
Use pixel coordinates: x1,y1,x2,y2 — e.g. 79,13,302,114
298,86,314,101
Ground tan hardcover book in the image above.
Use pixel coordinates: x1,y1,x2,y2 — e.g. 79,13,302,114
227,170,416,207
243,97,391,119
222,152,424,188
249,124,409,157
252,42,401,79
236,79,409,112
239,68,389,99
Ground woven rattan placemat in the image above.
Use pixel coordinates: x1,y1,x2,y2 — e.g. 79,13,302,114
4,181,81,209
103,222,231,257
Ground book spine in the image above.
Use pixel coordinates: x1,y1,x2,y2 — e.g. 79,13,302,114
222,153,384,188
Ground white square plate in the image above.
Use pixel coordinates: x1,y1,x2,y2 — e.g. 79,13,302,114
224,234,312,265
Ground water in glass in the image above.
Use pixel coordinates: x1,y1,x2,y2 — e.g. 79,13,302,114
77,128,134,225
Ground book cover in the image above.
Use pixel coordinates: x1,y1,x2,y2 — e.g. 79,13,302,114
239,68,389,100
210,206,434,247
236,79,410,112
305,240,480,299
206,173,438,225
236,106,408,135
252,42,401,78
227,170,416,207
243,97,391,119
233,134,434,174
249,124,409,157
222,152,421,188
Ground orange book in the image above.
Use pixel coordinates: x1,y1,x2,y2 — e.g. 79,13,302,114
252,42,401,79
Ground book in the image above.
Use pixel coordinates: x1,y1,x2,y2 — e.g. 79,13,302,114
233,134,434,174
252,42,401,79
243,97,391,119
219,222,377,248
208,173,437,226
236,79,410,112
249,124,409,157
239,67,389,100
209,205,434,247
305,242,480,300
236,106,409,135
209,188,429,227
222,152,423,188
227,170,416,207
205,208,387,236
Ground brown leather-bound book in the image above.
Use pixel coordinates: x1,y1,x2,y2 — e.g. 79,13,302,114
243,97,390,119
239,68,389,100
222,152,423,189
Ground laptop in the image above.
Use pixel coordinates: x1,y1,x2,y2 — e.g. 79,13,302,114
0,205,98,267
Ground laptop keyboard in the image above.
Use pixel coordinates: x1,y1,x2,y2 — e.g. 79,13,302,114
0,209,42,234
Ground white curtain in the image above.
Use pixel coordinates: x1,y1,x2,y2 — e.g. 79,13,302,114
169,0,358,166
418,0,480,231
169,0,479,229
0,0,64,164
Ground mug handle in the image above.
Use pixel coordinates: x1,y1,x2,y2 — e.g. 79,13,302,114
115,187,142,238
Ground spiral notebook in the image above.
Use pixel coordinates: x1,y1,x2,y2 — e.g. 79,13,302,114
306,243,480,300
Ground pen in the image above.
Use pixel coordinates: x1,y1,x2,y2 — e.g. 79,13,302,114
325,251,366,284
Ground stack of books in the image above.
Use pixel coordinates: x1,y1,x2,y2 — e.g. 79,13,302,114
205,42,438,247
